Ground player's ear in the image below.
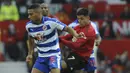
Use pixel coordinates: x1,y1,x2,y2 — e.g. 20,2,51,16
87,16,90,20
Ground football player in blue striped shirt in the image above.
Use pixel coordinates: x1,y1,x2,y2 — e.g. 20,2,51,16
26,4,82,73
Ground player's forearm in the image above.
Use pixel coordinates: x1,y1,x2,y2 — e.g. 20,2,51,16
96,34,102,42
27,38,34,55
65,26,78,37
95,34,102,46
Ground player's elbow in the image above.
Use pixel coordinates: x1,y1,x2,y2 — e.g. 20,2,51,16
64,26,70,32
96,34,102,41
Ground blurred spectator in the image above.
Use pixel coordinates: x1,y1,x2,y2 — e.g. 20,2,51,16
3,24,20,61
0,0,19,21
125,0,130,4
97,49,106,63
97,60,107,73
100,5,114,20
0,41,5,61
43,0,51,4
87,4,99,20
26,0,33,6
125,61,130,73
5,41,20,61
69,3,79,21
112,54,122,73
16,0,27,19
55,9,71,24
26,0,44,6
97,50,129,73
15,0,26,6
8,23,16,36
113,54,121,65
51,0,67,4
32,0,44,3
18,5,28,19
66,0,80,4
120,6,130,20
100,21,116,39
120,51,128,66
0,0,2,5
40,3,54,18
112,51,129,73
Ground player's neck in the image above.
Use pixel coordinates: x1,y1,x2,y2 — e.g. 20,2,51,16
86,21,90,25
33,17,42,24
42,12,49,16
80,21,90,27
43,15,47,17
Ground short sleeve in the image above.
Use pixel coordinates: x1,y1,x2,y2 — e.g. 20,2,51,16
91,22,99,35
25,22,31,36
50,18,67,31
68,19,79,28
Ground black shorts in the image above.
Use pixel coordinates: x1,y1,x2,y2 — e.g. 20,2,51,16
65,52,87,70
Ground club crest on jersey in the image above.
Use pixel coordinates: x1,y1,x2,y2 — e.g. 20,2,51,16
42,25,47,30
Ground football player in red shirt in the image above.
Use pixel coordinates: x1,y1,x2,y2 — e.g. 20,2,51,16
60,8,96,73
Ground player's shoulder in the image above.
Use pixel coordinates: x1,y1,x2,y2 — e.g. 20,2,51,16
26,21,33,28
44,17,66,26
73,24,80,30
68,19,78,27
44,16,58,23
90,21,98,29
90,21,96,26
71,19,78,24
26,21,32,25
90,24,95,30
89,25,96,34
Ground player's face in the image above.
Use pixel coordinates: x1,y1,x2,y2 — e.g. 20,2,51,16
77,15,90,27
40,4,49,16
28,9,41,22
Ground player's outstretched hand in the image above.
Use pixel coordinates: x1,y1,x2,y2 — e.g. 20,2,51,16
72,37,77,42
95,40,101,46
78,32,87,39
26,55,33,62
72,32,87,42
74,33,85,38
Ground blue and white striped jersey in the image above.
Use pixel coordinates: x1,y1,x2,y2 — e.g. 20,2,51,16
26,17,66,57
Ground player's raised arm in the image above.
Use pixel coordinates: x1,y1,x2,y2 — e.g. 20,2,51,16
49,18,83,38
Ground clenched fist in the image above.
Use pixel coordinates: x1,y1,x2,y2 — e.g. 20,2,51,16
26,55,33,62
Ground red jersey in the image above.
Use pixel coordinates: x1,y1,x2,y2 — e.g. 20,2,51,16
60,24,96,61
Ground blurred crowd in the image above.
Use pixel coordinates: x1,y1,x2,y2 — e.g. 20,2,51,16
0,0,130,73
0,0,130,21
97,50,130,73
0,0,130,39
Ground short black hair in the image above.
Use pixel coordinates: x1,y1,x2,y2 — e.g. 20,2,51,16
76,8,89,16
28,4,40,9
